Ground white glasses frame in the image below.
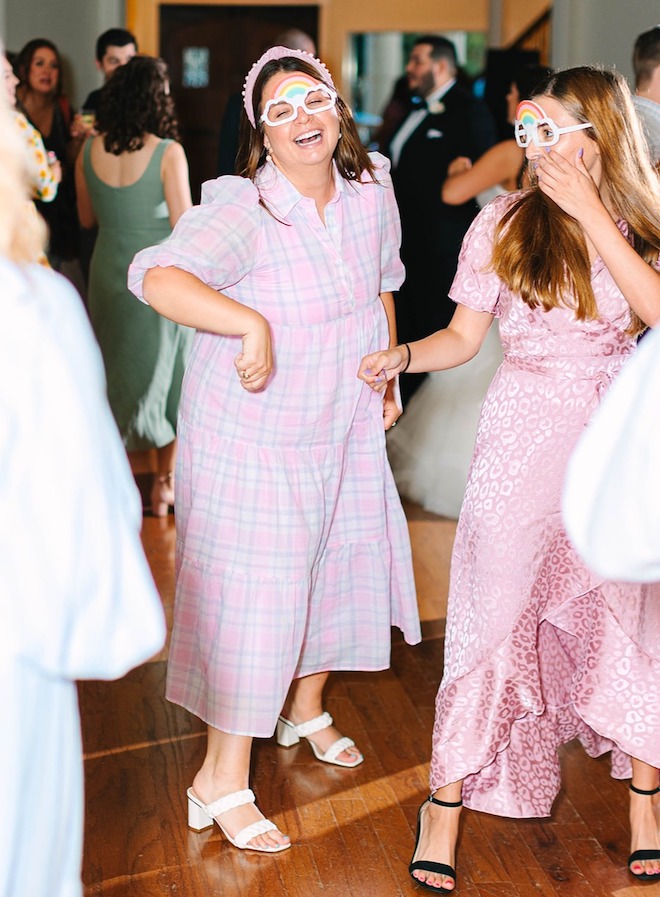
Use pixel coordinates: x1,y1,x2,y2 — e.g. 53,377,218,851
260,85,337,127
514,118,593,148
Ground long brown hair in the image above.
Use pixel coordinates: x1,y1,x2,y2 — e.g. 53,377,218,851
491,66,660,334
15,38,64,98
236,57,376,185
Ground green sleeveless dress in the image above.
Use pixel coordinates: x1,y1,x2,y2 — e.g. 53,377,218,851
84,137,193,450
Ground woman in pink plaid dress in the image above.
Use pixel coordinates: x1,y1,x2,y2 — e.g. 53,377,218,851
129,46,420,853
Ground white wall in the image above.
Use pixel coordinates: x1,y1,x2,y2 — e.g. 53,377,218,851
3,0,658,106
6,0,124,108
0,0,7,46
552,0,658,89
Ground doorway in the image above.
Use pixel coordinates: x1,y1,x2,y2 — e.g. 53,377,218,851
160,4,319,200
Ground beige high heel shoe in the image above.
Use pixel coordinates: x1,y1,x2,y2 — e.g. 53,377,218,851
150,471,174,517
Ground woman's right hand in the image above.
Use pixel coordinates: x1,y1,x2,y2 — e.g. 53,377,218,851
358,345,409,393
234,314,273,391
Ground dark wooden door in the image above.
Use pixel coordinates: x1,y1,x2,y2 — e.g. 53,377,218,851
160,4,319,201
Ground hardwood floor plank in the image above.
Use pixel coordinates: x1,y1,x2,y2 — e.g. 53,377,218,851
368,803,417,883
474,884,525,897
555,833,631,896
78,501,653,896
560,741,630,869
516,820,577,880
79,661,204,756
329,798,407,896
287,799,352,896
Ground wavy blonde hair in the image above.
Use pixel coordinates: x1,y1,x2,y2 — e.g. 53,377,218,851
0,60,47,263
491,66,660,334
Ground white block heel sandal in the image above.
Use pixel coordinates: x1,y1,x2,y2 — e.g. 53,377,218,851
186,787,290,853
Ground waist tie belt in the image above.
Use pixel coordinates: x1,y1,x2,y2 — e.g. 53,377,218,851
502,352,633,397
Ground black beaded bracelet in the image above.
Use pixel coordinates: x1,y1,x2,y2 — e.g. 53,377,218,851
399,342,411,373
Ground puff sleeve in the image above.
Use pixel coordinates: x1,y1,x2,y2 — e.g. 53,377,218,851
449,194,514,316
128,176,263,302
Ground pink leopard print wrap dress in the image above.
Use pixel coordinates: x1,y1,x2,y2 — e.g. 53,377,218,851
430,193,660,817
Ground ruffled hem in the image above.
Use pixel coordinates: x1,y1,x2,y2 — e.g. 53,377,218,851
430,581,660,817
168,521,418,735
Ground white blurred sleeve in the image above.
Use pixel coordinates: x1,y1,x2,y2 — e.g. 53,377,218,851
563,327,660,582
0,262,166,681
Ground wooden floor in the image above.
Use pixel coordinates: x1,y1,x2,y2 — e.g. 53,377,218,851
79,501,660,897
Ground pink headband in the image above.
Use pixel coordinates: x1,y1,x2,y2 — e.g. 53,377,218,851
242,45,335,128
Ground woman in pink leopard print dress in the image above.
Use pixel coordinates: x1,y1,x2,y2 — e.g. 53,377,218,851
360,66,660,892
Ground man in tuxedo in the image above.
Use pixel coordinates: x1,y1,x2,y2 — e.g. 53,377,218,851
387,35,496,401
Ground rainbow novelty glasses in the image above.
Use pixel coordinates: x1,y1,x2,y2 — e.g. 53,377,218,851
515,100,593,148
260,85,337,127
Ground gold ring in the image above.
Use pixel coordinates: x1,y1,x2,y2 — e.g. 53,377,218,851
242,370,250,380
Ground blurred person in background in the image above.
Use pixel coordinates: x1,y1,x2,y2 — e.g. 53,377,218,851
632,24,660,167
442,64,553,207
217,28,316,175
15,37,80,268
3,50,61,204
384,35,496,404
72,28,139,286
81,27,138,118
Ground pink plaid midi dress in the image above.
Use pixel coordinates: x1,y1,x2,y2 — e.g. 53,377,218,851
430,193,660,817
129,154,421,736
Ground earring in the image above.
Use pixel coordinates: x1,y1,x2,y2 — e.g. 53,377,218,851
338,131,343,139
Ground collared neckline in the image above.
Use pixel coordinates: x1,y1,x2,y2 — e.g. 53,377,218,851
255,158,344,219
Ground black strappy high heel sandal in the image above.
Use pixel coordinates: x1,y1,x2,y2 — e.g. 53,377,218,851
628,784,660,881
409,793,463,893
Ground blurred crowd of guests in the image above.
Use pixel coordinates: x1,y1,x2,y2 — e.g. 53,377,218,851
4,23,659,523
2,18,660,897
